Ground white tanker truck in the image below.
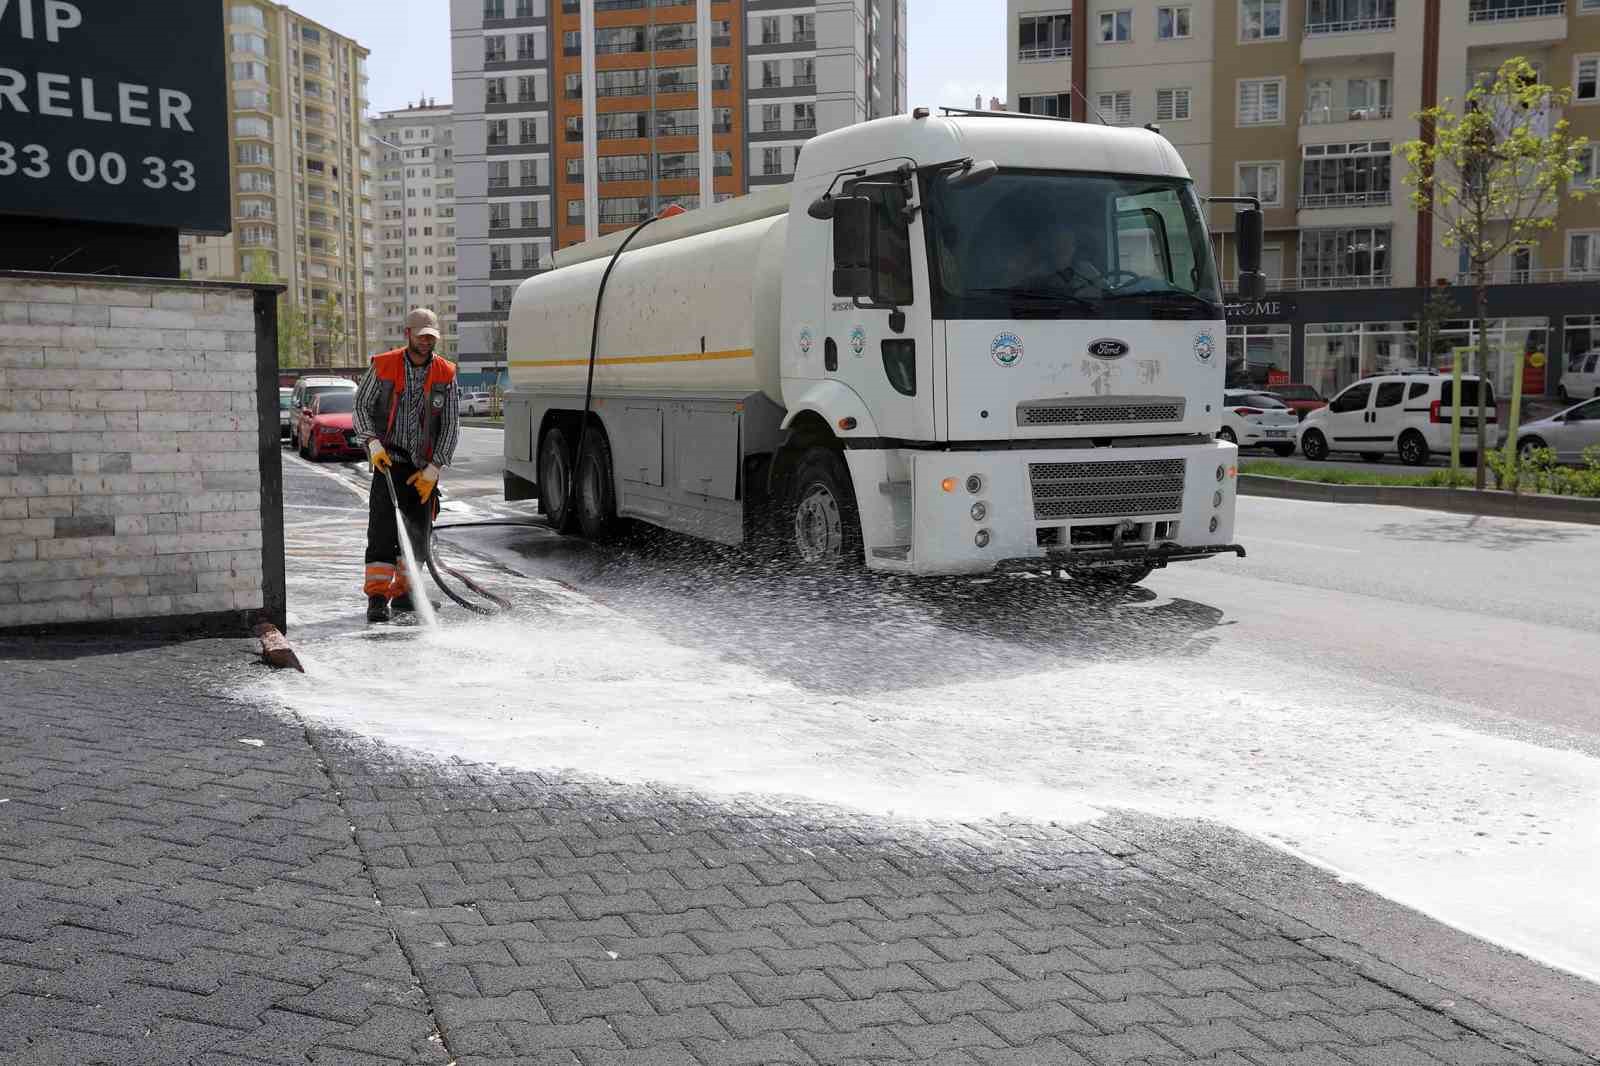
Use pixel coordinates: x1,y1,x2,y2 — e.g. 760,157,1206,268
501,109,1264,580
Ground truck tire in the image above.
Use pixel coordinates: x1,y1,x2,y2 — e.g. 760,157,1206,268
575,431,619,541
786,446,862,568
539,425,576,533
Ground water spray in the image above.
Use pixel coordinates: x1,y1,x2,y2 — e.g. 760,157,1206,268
377,466,513,621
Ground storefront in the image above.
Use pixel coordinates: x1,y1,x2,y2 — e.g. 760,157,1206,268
1224,282,1593,401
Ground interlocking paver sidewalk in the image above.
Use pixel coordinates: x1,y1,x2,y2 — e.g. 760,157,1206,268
0,635,1589,1066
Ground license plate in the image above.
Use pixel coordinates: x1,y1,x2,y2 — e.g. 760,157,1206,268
1265,430,1289,438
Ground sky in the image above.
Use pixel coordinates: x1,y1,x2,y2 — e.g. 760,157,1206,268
287,0,1007,117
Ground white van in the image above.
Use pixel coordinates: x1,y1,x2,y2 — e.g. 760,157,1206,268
1297,371,1498,465
1559,350,1600,403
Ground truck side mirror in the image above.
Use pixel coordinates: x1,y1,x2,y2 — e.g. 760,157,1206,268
1235,207,1266,301
831,195,875,299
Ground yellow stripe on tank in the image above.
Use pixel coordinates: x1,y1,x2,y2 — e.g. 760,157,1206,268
510,348,754,369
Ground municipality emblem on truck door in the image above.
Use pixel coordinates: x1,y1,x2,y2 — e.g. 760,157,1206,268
991,332,1024,368
849,325,867,357
1194,331,1217,366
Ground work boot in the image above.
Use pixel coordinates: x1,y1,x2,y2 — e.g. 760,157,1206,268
366,595,391,623
389,592,415,613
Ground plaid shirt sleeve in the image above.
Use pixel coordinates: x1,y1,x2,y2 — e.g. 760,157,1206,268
352,364,382,445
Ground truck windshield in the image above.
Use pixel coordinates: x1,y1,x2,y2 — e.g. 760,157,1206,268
922,168,1221,321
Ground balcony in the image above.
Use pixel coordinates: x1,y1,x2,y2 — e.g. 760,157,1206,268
1301,105,1393,126
1221,273,1392,294
1469,0,1564,20
1305,14,1395,34
1299,190,1392,209
1017,45,1070,62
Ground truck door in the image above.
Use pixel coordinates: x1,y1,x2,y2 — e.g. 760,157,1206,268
824,166,937,442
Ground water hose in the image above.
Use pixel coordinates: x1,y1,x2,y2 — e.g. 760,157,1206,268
380,466,510,616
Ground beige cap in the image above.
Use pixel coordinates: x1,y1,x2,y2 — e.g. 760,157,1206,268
405,307,441,339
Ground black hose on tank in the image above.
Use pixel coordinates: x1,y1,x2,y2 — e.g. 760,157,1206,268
564,214,662,529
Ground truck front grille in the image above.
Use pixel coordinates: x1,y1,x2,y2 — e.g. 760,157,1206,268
1017,396,1186,427
1028,458,1187,520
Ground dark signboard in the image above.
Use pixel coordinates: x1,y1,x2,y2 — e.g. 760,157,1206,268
1225,297,1298,323
0,0,229,233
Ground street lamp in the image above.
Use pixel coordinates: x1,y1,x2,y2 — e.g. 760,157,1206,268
371,134,409,342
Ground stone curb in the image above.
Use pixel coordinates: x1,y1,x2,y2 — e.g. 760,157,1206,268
1239,474,1600,525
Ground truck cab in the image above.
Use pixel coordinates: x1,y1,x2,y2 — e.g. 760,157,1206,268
775,112,1247,576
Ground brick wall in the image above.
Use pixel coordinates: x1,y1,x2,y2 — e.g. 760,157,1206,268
0,275,281,631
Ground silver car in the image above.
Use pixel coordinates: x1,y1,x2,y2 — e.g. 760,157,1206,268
1518,396,1600,463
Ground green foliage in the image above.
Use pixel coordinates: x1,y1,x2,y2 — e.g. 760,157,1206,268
1492,446,1600,497
1239,461,1472,489
1401,57,1588,270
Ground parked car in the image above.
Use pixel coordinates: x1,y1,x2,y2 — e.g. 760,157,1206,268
1217,390,1300,457
1518,395,1600,463
458,390,493,417
1559,350,1600,403
1298,371,1498,466
279,387,293,439
288,376,358,445
297,391,364,462
1265,383,1327,421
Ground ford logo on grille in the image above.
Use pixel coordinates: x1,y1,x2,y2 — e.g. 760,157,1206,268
1087,338,1130,360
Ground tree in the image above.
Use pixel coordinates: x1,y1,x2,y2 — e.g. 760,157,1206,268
244,252,311,368
318,296,349,366
1416,281,1460,366
1401,56,1588,488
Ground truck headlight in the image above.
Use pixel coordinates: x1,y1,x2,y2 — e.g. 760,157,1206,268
970,502,987,522
974,529,991,548
966,475,983,495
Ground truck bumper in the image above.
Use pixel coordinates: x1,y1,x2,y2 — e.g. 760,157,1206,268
846,440,1243,577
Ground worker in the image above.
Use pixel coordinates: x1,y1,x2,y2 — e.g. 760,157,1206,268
353,308,460,622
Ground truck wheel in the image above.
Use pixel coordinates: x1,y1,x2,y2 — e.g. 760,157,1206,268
539,425,576,532
575,431,619,541
786,447,861,568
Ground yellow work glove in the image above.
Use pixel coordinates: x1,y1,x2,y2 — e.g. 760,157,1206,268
406,464,440,503
365,439,392,473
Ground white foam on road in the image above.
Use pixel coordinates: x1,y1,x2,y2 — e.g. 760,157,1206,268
249,582,1600,986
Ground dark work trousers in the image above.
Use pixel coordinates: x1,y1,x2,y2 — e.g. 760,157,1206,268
365,457,436,569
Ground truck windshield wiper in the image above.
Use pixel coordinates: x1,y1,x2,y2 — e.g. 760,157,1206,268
966,287,1098,315
1101,288,1221,313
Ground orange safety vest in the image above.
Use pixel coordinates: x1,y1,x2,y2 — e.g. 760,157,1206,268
367,348,457,465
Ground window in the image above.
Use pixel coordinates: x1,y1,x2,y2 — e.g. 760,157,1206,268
1346,77,1392,119
1237,162,1282,206
485,36,506,63
1158,5,1192,38
236,143,272,166
761,103,782,131
516,32,539,60
1096,90,1134,125
760,15,779,44
1018,93,1069,117
1328,382,1371,413
794,102,816,130
489,203,511,230
1578,57,1599,102
1240,0,1283,39
519,159,538,186
1374,381,1405,408
1576,144,1600,188
235,116,271,139
486,77,507,105
518,201,540,228
488,161,511,189
230,5,265,28
1238,78,1285,125
519,118,539,143
230,32,267,55
598,153,648,181
794,13,815,41
762,60,781,89
762,147,784,176
484,0,504,17
1299,226,1390,286
490,245,511,271
1156,88,1191,121
518,75,540,103
847,173,915,306
1300,141,1392,209
793,58,815,86
1100,10,1133,42
1569,231,1600,275
1018,13,1071,59
1307,0,1395,33
487,119,508,146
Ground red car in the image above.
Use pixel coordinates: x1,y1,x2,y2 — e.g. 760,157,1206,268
1266,383,1328,421
296,391,364,461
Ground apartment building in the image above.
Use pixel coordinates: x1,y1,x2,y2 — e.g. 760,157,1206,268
449,0,906,383
372,102,459,354
1007,0,1600,399
180,1,377,367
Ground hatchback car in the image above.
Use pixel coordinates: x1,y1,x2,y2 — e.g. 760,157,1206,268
1265,383,1327,421
1518,395,1600,463
1559,350,1600,403
297,391,364,462
1298,371,1498,465
1217,390,1300,456
279,387,293,439
289,376,358,445
458,390,493,417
